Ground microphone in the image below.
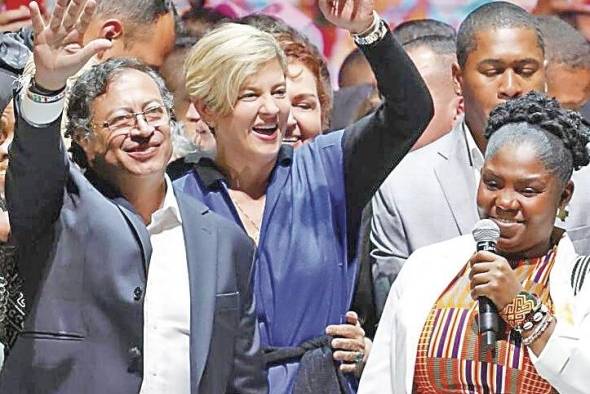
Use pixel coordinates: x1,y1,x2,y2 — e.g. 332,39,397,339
472,219,501,352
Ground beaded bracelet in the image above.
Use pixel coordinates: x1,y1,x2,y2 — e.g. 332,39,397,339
26,89,67,104
500,291,542,331
26,78,67,104
522,312,553,346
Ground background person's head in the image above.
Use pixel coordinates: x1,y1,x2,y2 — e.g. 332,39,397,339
393,18,456,45
84,0,177,68
184,23,289,168
338,48,376,90
477,92,589,258
536,15,590,111
402,33,462,150
160,39,216,154
181,6,228,38
454,1,546,147
66,58,175,185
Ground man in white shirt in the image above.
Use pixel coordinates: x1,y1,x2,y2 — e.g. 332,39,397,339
0,1,266,393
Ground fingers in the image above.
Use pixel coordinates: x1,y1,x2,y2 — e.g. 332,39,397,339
325,323,365,339
339,362,358,374
29,2,45,35
75,0,96,35
469,261,497,277
49,0,68,31
344,311,360,326
62,0,86,31
74,38,112,65
331,337,364,351
333,350,363,362
469,250,498,265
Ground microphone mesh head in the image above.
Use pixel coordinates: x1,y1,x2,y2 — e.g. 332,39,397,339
472,219,500,243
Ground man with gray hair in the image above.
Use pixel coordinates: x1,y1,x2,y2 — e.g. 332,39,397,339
0,1,266,392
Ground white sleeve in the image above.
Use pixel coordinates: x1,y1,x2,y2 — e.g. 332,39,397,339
19,77,65,126
529,282,590,393
358,278,400,394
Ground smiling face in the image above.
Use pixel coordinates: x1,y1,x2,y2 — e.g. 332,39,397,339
284,61,323,148
455,27,545,139
80,69,172,184
477,142,572,258
210,59,290,166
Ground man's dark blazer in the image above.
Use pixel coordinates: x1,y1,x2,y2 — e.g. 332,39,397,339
0,105,267,393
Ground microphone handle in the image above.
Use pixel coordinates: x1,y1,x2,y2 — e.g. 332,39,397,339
479,296,498,350
476,240,499,351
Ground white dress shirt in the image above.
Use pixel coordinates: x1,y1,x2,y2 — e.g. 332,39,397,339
140,175,191,394
462,121,484,188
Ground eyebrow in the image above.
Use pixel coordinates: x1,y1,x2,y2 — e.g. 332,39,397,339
478,58,541,68
293,93,318,99
104,99,163,118
483,168,546,183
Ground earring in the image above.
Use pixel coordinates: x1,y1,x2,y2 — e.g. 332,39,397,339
557,206,569,221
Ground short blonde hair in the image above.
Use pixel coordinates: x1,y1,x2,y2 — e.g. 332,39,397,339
184,23,288,116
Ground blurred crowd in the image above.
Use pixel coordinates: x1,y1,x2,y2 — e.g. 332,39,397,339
0,0,590,393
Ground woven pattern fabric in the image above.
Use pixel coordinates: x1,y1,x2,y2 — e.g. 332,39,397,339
0,241,24,351
413,247,558,393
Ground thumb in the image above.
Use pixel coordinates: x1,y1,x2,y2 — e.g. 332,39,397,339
75,38,112,65
345,311,359,325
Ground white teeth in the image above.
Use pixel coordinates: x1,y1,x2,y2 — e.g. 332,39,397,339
496,218,519,224
254,125,277,130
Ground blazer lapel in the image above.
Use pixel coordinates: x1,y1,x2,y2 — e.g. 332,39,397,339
174,187,217,393
113,198,153,276
433,123,480,235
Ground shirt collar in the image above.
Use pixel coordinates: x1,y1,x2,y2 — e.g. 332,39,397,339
462,121,484,171
147,174,182,234
193,144,294,190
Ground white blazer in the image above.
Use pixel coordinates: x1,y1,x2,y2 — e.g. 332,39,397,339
359,234,590,394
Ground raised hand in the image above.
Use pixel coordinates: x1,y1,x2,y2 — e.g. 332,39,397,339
29,0,112,91
318,0,374,34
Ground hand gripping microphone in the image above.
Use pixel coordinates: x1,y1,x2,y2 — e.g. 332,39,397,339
472,219,501,352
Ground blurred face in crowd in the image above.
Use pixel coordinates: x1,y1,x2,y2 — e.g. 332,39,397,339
0,103,15,193
407,46,462,150
454,28,545,140
339,57,377,89
546,64,590,111
284,61,323,148
86,11,176,68
203,59,290,167
184,102,216,153
80,69,172,183
477,140,572,258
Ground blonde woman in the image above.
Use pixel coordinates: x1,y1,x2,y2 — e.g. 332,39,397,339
175,0,433,392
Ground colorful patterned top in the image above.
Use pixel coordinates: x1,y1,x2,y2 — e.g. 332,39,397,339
413,246,558,393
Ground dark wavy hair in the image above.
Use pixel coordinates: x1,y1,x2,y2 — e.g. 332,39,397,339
66,57,176,168
485,91,590,183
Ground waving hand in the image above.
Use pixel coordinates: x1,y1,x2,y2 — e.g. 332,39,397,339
29,0,112,91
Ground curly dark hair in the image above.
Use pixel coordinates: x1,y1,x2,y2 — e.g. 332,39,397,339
66,57,176,168
485,91,590,183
